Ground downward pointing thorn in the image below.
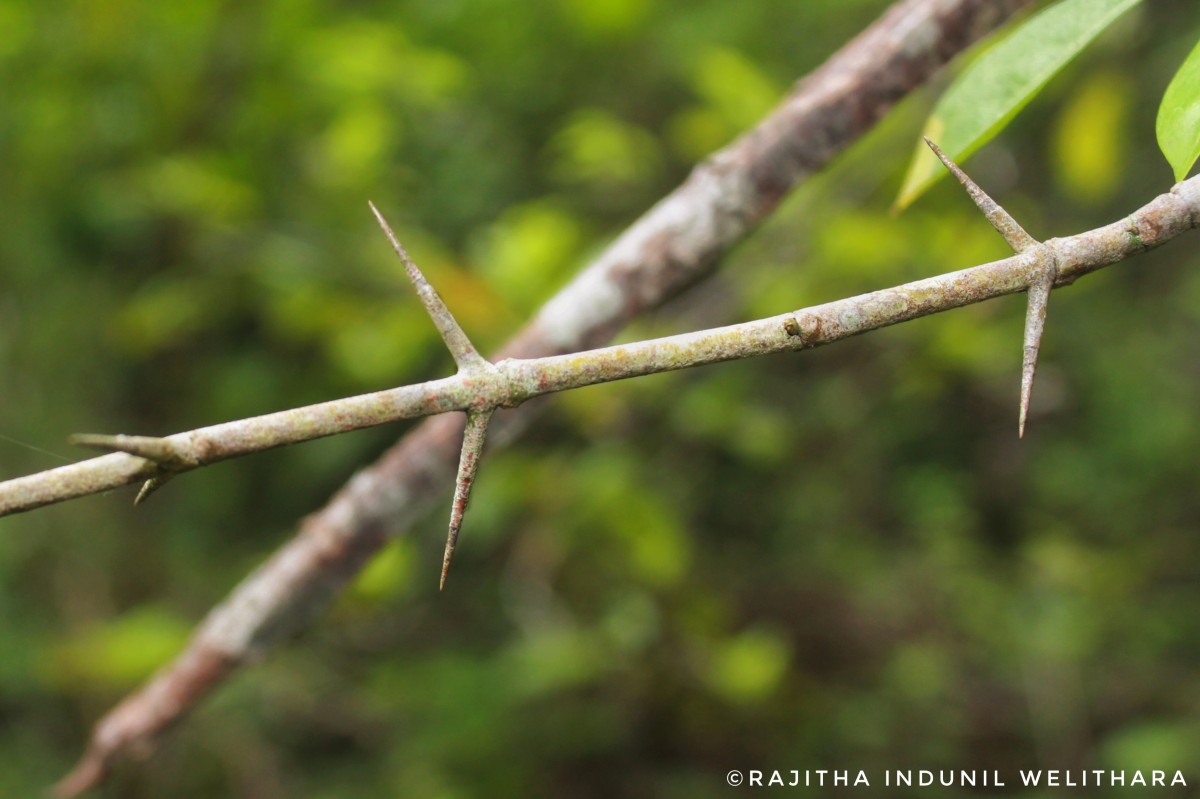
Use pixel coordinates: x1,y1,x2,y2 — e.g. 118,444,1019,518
1019,267,1055,439
134,475,172,506
440,408,493,591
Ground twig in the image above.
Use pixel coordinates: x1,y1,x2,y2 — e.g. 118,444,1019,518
8,176,1198,519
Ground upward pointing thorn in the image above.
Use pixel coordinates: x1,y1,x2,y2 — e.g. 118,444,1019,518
368,201,490,373
441,408,493,591
69,433,190,466
923,138,1038,253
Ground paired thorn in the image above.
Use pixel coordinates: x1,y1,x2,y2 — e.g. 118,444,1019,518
441,408,493,591
70,434,195,504
923,138,1055,438
368,202,503,590
368,201,490,373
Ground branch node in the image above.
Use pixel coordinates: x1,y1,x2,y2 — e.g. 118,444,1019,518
923,137,1038,253
368,201,491,374
1018,261,1057,439
440,408,494,591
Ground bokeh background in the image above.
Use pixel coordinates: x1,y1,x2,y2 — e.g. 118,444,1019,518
3,0,1200,796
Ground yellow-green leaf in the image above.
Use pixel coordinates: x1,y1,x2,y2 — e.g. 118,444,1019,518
1157,35,1200,181
896,0,1143,209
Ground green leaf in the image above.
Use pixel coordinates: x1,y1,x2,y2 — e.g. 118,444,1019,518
1157,36,1200,181
896,0,1143,209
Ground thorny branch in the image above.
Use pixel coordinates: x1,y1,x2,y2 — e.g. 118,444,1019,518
9,173,1200,527
1,0,1050,794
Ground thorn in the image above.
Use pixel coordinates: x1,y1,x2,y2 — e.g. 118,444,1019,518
1019,264,1056,438
368,201,490,373
69,434,192,469
440,408,493,591
134,475,173,505
923,138,1038,253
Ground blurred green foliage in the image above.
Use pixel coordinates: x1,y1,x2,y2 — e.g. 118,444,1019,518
2,1,1200,797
